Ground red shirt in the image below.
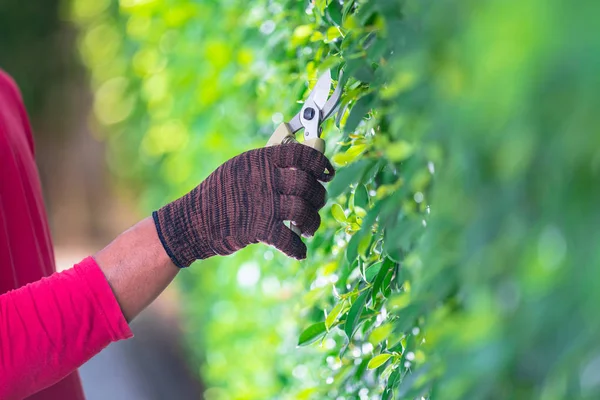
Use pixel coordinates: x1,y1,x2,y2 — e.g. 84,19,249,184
0,70,132,399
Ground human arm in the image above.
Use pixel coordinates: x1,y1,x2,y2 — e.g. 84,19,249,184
0,217,175,399
0,143,333,399
94,216,178,321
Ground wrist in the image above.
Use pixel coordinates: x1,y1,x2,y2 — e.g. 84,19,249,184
94,216,178,321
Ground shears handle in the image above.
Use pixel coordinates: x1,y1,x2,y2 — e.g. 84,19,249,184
267,123,325,237
267,123,325,152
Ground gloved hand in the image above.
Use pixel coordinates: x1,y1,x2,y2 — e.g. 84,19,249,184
152,143,335,267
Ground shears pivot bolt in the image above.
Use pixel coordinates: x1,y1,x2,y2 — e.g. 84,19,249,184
303,107,316,120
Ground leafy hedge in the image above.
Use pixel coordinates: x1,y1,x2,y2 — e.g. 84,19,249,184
70,0,600,399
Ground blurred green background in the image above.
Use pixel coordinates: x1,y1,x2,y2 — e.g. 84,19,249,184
3,0,600,399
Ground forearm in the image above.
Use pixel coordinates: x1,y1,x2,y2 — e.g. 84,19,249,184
94,216,178,321
0,217,177,398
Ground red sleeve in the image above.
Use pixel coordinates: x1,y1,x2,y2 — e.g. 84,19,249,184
0,69,35,156
0,257,133,399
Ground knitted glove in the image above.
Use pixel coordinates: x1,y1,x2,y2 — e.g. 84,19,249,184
153,143,335,267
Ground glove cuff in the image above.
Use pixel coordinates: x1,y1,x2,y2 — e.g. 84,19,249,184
152,211,188,268
152,202,216,268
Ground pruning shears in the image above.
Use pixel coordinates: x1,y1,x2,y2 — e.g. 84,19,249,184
266,69,343,235
266,69,343,153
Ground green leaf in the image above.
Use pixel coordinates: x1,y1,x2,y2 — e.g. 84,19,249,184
325,26,342,42
326,0,343,26
346,233,360,262
309,31,324,42
365,261,383,282
344,93,375,134
380,362,397,381
328,159,374,199
315,0,328,14
332,147,366,166
292,24,313,41
384,216,423,260
369,324,393,345
386,140,414,162
354,205,367,218
396,365,431,398
348,59,376,83
367,353,392,369
382,268,395,298
335,101,349,128
319,55,343,71
356,0,379,24
344,290,370,340
341,0,356,23
388,293,410,311
326,301,346,330
361,158,386,185
357,234,372,258
346,198,383,262
298,322,327,346
331,203,347,223
353,357,370,380
354,184,370,208
367,37,390,61
372,258,394,302
382,367,402,400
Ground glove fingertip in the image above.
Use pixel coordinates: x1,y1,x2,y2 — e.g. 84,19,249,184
292,245,307,260
284,231,307,260
281,235,306,260
317,156,335,182
320,168,335,182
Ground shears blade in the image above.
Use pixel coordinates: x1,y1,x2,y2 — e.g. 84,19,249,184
310,69,332,110
287,69,342,136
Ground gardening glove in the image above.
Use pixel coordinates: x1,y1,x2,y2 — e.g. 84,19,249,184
152,143,335,267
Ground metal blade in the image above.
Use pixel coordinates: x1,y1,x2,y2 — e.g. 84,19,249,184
311,69,332,110
287,70,331,133
322,70,343,121
287,113,302,133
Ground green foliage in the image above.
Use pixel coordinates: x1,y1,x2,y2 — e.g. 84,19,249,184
70,0,600,399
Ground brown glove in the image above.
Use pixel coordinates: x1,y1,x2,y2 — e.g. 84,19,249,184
152,143,335,267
